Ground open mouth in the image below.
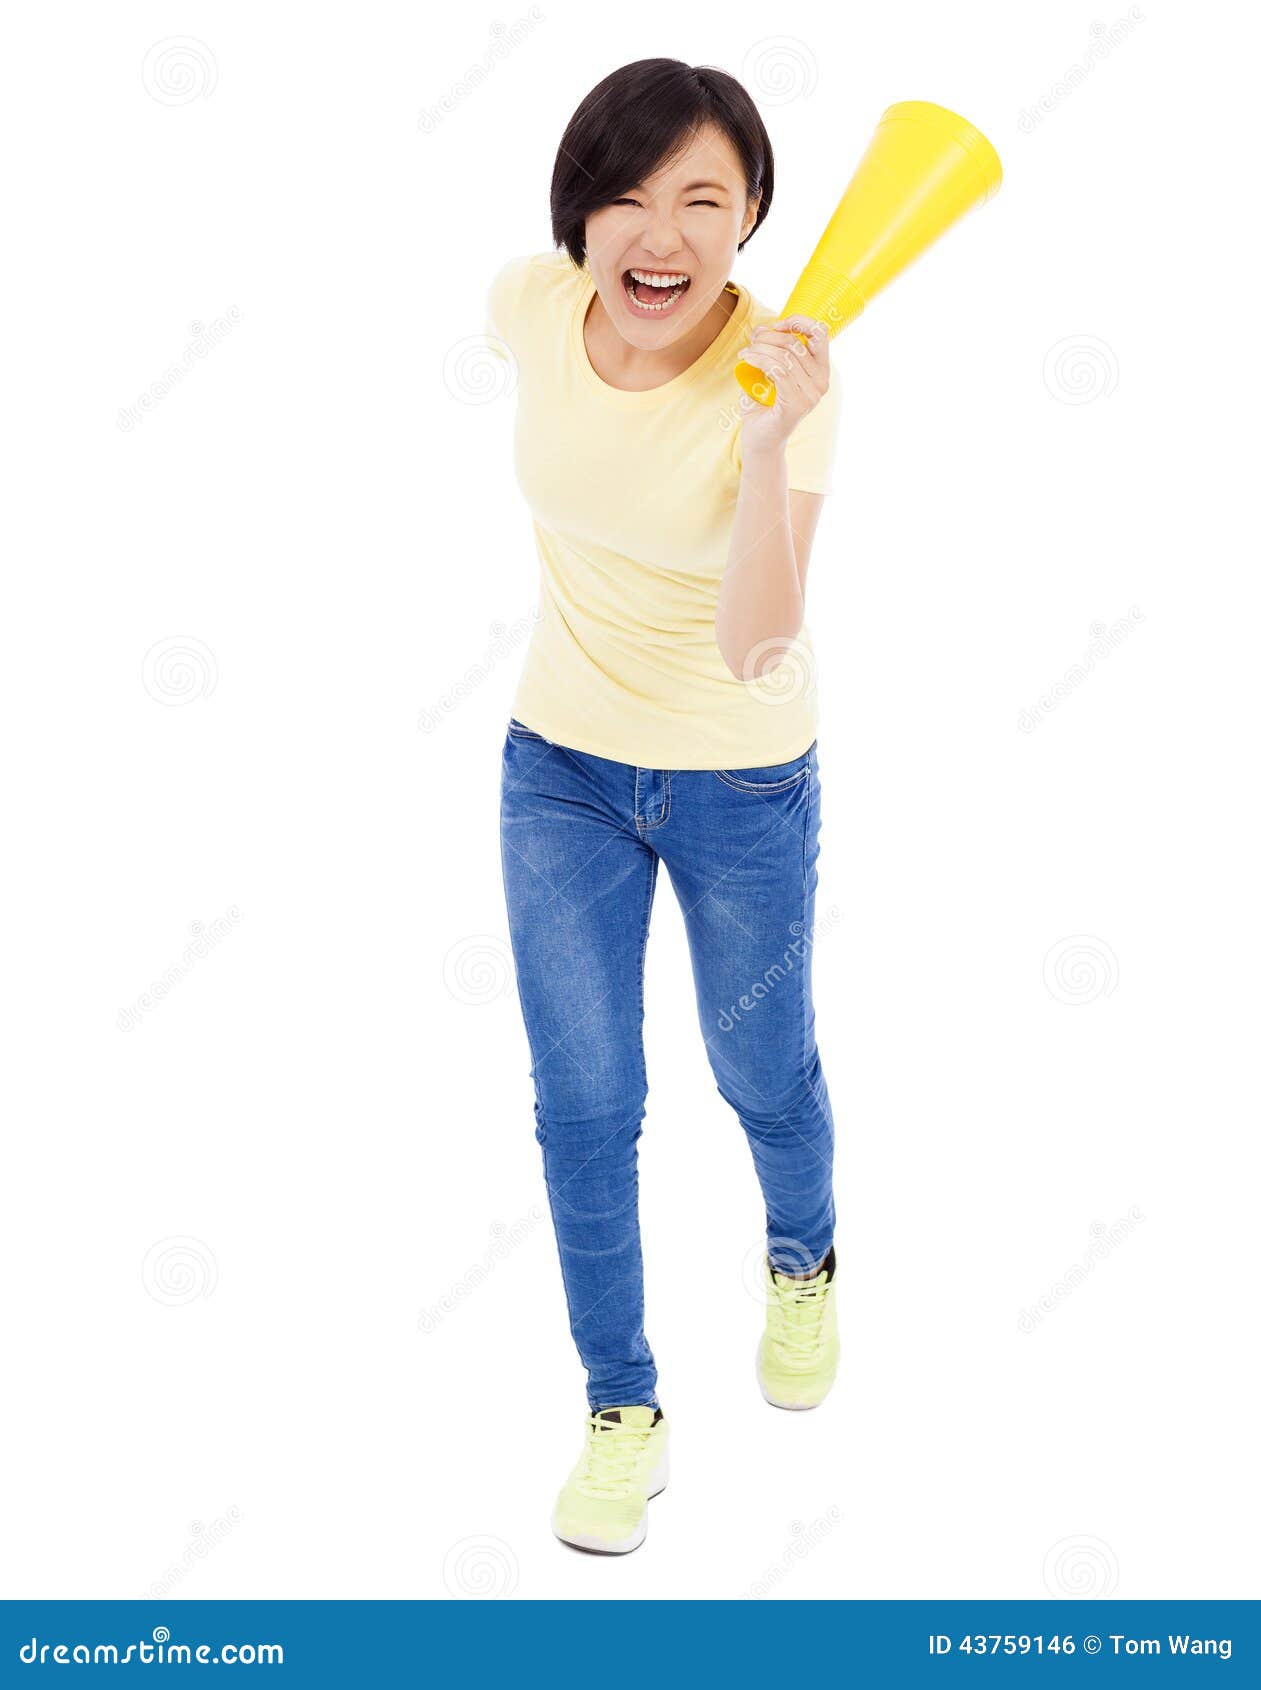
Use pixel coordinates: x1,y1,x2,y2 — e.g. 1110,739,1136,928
621,268,691,315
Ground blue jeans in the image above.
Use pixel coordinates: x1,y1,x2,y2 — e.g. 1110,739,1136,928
498,717,835,1411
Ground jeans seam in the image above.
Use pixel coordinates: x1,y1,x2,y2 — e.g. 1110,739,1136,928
634,769,671,834
802,758,832,1145
801,763,810,1085
635,849,658,1102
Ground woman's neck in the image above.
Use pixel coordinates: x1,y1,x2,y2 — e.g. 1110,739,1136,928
583,283,738,392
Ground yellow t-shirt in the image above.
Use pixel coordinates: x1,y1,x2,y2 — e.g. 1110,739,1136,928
486,250,841,770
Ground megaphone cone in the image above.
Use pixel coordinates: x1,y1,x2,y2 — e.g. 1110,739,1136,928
735,101,1002,405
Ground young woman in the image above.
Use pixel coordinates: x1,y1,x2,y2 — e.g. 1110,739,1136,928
487,59,841,1555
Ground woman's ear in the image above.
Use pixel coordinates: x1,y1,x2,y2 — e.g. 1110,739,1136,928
739,194,761,244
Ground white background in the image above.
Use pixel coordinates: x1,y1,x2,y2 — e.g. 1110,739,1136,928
3,0,1258,1603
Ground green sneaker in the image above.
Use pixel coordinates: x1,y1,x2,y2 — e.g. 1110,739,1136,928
551,1405,669,1554
756,1246,839,1410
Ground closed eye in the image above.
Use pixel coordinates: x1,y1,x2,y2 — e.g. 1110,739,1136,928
610,198,721,208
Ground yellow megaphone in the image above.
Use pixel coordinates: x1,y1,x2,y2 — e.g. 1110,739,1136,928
734,100,1002,405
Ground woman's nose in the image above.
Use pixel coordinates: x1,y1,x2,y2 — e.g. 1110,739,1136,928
637,214,684,261
641,233,685,263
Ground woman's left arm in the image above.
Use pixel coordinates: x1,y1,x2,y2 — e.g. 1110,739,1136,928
715,315,830,681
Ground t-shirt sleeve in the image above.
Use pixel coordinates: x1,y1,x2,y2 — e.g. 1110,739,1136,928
783,349,841,495
484,254,534,363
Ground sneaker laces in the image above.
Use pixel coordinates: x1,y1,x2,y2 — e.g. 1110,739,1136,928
767,1262,832,1367
575,1412,655,1499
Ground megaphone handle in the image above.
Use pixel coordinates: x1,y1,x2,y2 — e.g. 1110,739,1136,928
734,329,812,408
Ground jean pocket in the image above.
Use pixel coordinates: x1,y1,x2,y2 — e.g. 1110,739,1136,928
712,741,815,793
506,716,548,742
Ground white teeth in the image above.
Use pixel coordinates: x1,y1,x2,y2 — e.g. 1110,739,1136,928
624,269,690,311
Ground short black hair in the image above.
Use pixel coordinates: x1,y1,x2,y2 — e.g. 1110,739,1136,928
551,58,774,270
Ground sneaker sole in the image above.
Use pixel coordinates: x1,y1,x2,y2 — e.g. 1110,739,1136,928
551,1449,669,1555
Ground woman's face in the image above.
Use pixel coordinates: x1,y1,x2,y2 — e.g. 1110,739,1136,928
583,122,758,345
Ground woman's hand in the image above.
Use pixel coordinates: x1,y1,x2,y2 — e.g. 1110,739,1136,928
735,314,830,458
